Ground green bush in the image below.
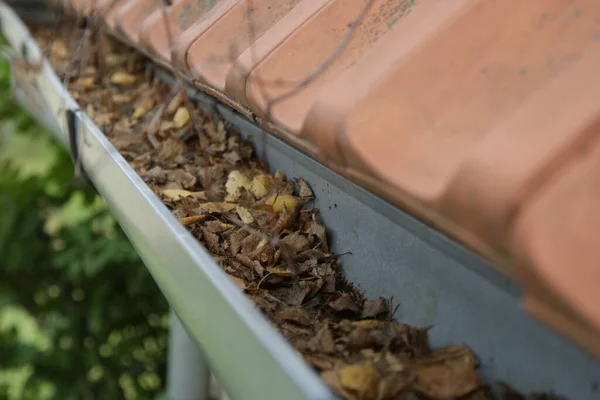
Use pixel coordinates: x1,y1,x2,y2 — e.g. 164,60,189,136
0,55,169,400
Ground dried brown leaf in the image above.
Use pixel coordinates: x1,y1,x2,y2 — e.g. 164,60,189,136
361,297,389,319
278,307,313,326
330,293,361,315
297,178,314,200
308,325,336,354
179,215,206,227
413,346,484,399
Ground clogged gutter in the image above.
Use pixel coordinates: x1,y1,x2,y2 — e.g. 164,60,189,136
30,23,563,400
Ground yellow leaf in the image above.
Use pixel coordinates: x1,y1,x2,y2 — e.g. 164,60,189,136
339,362,381,400
50,40,68,59
173,107,191,129
352,320,384,329
76,77,97,90
106,53,126,67
132,105,148,119
161,189,193,201
236,206,254,225
249,174,274,198
274,170,286,181
265,194,298,213
110,71,137,86
225,170,251,202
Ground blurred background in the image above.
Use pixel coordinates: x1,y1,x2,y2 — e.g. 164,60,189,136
0,49,170,400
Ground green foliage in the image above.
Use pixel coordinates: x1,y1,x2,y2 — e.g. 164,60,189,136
0,51,169,399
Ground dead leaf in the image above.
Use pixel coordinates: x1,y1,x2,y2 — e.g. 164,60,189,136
204,220,234,233
413,346,484,399
274,170,286,181
106,53,126,67
110,71,137,86
162,189,194,201
330,293,361,315
166,92,185,116
339,362,381,400
227,274,246,290
132,105,149,119
225,170,251,202
50,40,68,59
201,227,221,253
229,229,249,256
264,194,299,213
297,178,314,200
308,325,336,354
362,297,389,319
280,232,311,254
196,202,237,214
76,77,97,90
179,215,206,227
250,174,274,198
286,281,313,306
236,206,255,225
278,307,312,326
173,107,191,129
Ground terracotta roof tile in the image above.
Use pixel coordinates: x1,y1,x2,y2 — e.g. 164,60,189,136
139,0,237,63
514,135,600,356
244,0,419,134
224,0,330,108
182,0,304,92
114,0,161,44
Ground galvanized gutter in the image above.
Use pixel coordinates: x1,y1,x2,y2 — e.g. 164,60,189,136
3,3,600,400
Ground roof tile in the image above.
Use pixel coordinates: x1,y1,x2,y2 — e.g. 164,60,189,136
139,0,237,63
183,0,304,92
245,0,419,134
514,135,600,353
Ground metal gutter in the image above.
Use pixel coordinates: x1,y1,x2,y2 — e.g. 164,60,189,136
3,3,600,400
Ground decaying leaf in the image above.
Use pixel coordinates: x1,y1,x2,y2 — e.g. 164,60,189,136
250,174,274,198
106,53,126,67
225,170,252,202
413,346,484,399
361,297,389,319
274,170,286,181
339,362,381,400
279,307,312,326
50,40,68,59
330,293,361,315
196,202,237,214
166,92,185,116
280,232,311,254
179,215,206,227
76,77,97,90
236,206,254,225
173,107,191,129
227,274,246,290
308,325,336,354
264,194,299,213
162,189,194,201
297,178,314,200
132,105,149,119
110,71,137,86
